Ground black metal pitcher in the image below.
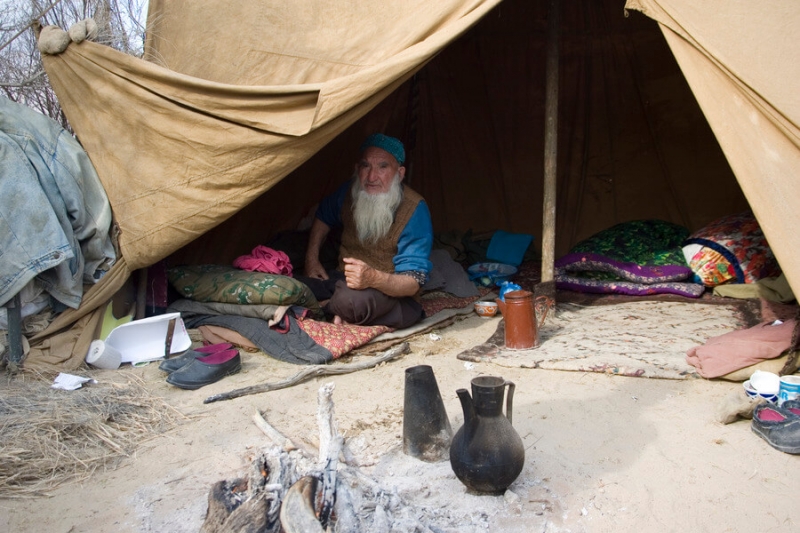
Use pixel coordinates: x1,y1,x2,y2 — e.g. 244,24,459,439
449,376,525,493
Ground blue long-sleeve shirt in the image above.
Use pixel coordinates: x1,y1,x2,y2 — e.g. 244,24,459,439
316,181,433,278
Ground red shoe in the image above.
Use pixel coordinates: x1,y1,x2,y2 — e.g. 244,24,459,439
751,401,800,454
166,349,242,390
158,343,234,373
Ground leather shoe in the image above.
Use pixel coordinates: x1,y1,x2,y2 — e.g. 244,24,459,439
781,399,800,416
751,401,800,454
159,343,234,373
166,349,241,390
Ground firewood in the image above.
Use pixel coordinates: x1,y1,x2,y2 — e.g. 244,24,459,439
315,383,339,529
203,343,410,403
202,362,449,533
200,479,248,533
279,476,324,533
252,409,299,452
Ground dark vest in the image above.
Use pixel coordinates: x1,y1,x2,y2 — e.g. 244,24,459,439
338,186,424,273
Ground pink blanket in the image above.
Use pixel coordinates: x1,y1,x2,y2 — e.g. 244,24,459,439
233,245,293,276
686,319,795,378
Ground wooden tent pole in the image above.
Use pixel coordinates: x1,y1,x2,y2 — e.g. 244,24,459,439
135,268,147,320
539,0,559,301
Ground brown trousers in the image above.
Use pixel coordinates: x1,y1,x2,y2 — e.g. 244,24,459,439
297,271,423,329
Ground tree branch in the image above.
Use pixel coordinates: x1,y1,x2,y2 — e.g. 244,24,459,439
0,0,65,54
203,342,410,404
0,71,45,88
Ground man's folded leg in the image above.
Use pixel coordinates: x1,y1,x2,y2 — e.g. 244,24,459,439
326,280,423,329
295,271,346,302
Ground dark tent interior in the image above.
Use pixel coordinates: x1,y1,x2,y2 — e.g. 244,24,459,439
167,0,749,272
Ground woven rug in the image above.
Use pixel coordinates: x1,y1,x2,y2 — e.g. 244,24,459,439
458,300,748,379
295,318,391,358
420,287,491,317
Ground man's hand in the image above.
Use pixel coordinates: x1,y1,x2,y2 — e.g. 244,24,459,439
305,259,329,280
343,257,378,289
342,257,420,297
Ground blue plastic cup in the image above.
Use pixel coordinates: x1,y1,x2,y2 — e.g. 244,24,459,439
778,375,800,406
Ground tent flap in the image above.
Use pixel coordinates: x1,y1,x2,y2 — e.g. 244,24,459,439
627,0,800,295
37,0,799,296
41,0,502,271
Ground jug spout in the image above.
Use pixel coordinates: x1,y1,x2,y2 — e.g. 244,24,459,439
495,298,506,315
456,388,475,428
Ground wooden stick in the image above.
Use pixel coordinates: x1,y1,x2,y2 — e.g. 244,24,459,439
252,409,298,452
316,383,338,463
541,0,559,286
316,383,340,529
204,342,410,404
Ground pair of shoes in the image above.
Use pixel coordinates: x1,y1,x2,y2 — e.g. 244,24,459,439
159,343,234,373
166,348,242,390
751,400,800,454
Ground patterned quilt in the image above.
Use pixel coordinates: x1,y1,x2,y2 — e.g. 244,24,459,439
555,220,705,298
682,211,781,286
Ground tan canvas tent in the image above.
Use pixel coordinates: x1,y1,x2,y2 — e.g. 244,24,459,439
24,0,799,370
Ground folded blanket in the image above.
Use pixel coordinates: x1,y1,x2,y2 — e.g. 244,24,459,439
294,317,390,358
233,245,293,276
174,305,389,364
556,252,704,297
556,220,705,297
180,311,332,364
423,249,479,298
169,298,288,324
686,319,796,378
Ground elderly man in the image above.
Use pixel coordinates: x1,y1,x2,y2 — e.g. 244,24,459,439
301,133,433,328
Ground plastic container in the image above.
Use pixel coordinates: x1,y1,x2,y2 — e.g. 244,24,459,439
467,262,518,287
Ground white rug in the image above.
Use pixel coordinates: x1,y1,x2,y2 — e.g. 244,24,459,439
458,300,746,379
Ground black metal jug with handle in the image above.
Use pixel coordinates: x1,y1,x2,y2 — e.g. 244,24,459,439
449,375,525,493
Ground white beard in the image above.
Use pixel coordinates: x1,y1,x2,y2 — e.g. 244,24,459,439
351,173,403,244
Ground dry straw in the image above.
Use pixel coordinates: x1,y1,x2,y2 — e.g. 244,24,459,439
0,371,185,498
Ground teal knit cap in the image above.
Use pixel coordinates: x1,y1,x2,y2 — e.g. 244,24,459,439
360,133,405,165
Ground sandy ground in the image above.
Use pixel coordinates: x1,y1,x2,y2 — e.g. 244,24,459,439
2,311,798,533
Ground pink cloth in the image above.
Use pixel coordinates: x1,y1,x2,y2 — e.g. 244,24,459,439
686,319,796,378
233,245,293,276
